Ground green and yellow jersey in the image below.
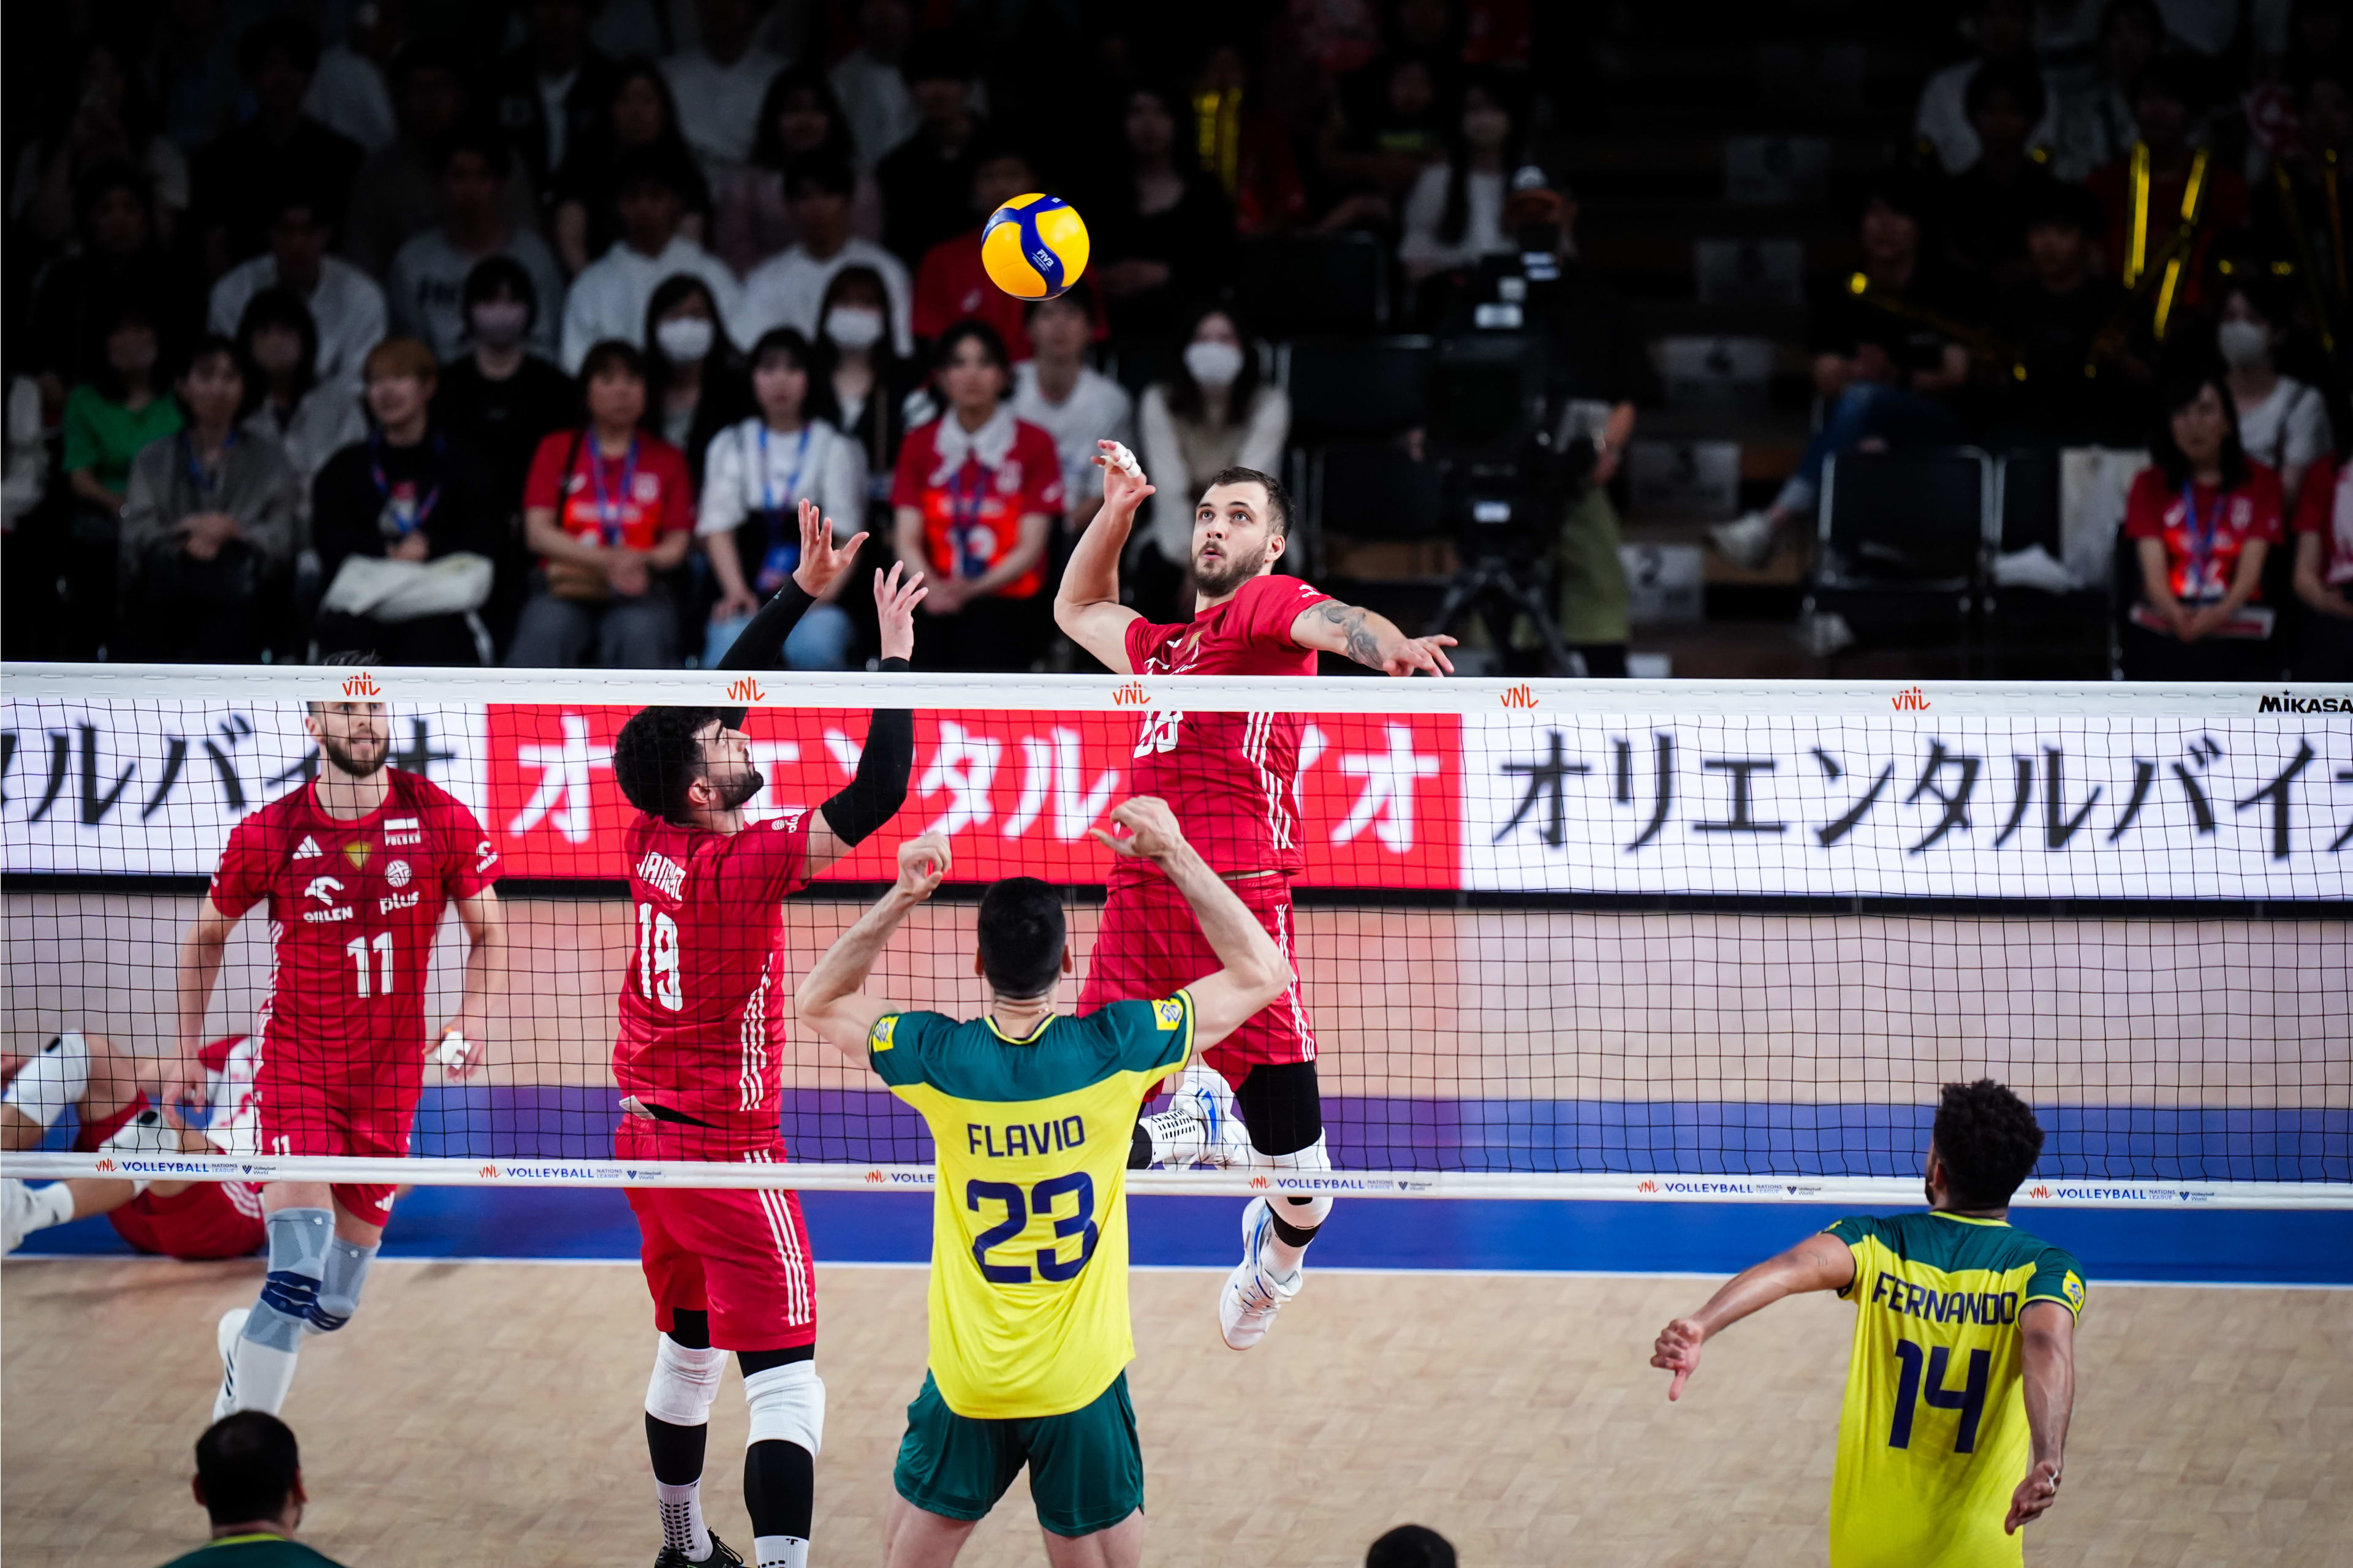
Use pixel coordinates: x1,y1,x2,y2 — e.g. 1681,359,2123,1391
1825,1211,2086,1568
866,991,1195,1420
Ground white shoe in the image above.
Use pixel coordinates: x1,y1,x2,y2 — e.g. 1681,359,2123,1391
213,1308,249,1420
1218,1197,1302,1351
98,1107,181,1157
2,1178,34,1254
1168,1062,1250,1168
1710,510,1778,570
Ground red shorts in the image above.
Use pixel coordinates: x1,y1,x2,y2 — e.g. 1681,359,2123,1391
254,1067,415,1226
618,1119,817,1353
77,1096,266,1260
1078,872,1317,1087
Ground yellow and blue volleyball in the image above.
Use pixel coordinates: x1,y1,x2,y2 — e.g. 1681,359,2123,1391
980,194,1089,300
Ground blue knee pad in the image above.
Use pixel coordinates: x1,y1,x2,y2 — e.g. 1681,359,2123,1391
249,1207,334,1350
311,1237,378,1332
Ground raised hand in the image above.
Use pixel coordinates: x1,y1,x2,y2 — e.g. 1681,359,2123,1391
792,498,870,599
874,560,926,662
1094,439,1155,520
896,833,952,899
1650,1317,1707,1401
2004,1460,2062,1533
1089,795,1184,860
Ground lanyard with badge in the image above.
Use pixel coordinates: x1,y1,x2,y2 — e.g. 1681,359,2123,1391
2177,482,2227,601
369,433,443,539
752,424,812,592
945,456,995,580
180,429,238,501
585,433,640,547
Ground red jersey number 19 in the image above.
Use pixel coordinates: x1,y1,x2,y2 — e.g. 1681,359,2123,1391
346,933,395,998
1135,710,1181,757
637,903,683,1012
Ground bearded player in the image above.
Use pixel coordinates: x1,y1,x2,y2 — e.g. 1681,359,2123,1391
173,691,503,1419
1053,442,1454,1350
606,502,925,1568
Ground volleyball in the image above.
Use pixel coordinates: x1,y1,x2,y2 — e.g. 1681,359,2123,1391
980,193,1090,300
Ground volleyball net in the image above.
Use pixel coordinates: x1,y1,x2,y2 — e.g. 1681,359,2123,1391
1,665,2346,1206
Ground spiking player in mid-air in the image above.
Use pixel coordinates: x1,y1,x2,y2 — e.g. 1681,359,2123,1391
605,501,925,1568
1649,1080,2084,1568
1054,441,1455,1350
175,690,504,1420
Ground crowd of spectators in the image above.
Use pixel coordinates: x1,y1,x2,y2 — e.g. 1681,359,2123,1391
2,0,2348,680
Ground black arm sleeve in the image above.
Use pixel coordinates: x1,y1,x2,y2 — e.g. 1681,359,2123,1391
714,577,817,726
818,657,912,847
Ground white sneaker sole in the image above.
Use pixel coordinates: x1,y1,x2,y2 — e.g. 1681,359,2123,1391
213,1307,249,1420
1218,1199,1297,1351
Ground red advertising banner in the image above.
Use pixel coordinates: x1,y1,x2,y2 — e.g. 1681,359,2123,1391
486,706,1464,888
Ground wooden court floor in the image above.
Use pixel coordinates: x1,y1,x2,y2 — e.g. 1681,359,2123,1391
4,1259,2349,1567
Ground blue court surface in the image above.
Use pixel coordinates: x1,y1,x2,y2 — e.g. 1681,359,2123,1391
21,1186,2352,1287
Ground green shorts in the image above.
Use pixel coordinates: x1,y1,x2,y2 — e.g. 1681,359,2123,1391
892,1370,1143,1539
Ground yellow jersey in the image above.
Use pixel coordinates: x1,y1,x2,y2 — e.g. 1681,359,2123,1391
866,991,1194,1419
1825,1211,2086,1568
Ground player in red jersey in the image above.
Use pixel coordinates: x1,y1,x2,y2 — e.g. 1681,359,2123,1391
2,1029,265,1259
607,501,925,1568
1055,441,1454,1351
170,691,504,1420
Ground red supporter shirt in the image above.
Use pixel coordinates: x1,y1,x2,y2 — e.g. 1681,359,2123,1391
891,417,1064,599
911,229,1112,359
207,770,498,1087
2124,463,2284,602
1118,572,1335,887
523,429,694,555
613,809,814,1143
2292,454,2353,589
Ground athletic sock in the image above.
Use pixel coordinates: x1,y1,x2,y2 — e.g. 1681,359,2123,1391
646,1414,711,1561
233,1206,333,1413
745,1440,813,1568
1266,1203,1320,1278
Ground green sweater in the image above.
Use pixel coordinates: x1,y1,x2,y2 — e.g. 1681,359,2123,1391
62,384,181,494
156,1531,350,1567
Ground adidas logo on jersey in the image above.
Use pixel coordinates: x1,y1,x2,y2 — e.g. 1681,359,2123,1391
293,836,322,860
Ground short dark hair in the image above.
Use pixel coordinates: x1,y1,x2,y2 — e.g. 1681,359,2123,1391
1199,466,1293,539
233,287,320,403
578,338,651,394
461,254,539,328
195,1411,300,1526
1965,55,2047,123
238,15,322,78
934,318,1012,374
1930,1080,2045,1209
976,877,1065,998
181,331,247,393
613,706,726,823
1366,1524,1458,1568
785,147,857,202
1025,275,1099,322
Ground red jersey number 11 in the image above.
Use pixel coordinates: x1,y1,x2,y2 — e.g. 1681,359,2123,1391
345,933,395,998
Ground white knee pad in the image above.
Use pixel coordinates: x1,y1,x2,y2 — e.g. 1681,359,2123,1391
1263,1133,1334,1229
2,1032,91,1130
743,1360,825,1456
645,1333,727,1427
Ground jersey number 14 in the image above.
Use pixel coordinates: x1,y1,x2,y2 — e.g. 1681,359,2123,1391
1888,1339,1991,1454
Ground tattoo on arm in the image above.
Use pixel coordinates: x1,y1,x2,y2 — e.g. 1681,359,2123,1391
1313,600,1385,668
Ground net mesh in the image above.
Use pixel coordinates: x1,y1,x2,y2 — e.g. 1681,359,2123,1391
2,667,2347,1202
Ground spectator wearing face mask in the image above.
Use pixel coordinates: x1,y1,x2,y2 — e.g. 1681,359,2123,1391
209,194,388,398
737,150,914,355
2216,270,2332,515
1134,303,1289,618
431,258,579,656
561,151,744,373
640,274,754,488
312,339,503,664
232,288,369,540
387,129,568,365
817,265,924,508
117,336,301,662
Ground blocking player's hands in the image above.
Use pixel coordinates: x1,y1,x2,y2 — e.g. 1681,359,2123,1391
1089,797,1189,864
1650,1317,1707,1400
893,833,951,903
791,498,870,600
1381,632,1458,677
1093,439,1154,521
2005,1459,2062,1533
431,1023,485,1081
874,559,926,662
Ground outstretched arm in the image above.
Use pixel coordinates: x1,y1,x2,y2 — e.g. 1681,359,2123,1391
1054,439,1150,673
796,835,952,1065
717,498,873,677
1649,1232,1856,1400
2006,1302,2075,1534
1090,797,1285,1045
1289,597,1456,676
804,562,926,876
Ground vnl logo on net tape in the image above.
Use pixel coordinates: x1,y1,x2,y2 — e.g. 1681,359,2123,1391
339,672,382,699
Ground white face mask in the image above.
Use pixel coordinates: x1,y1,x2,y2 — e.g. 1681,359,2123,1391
824,305,885,351
1184,338,1244,388
2216,319,2270,369
469,300,529,348
656,316,714,363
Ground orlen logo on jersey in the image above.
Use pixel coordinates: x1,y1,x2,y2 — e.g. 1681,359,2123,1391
726,677,766,705
1112,681,1149,705
1500,683,1537,709
339,672,382,699
303,876,344,904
